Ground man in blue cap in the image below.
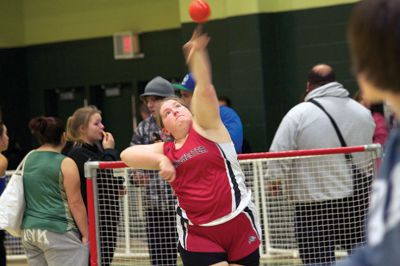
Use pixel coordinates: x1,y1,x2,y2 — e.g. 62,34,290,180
173,73,244,153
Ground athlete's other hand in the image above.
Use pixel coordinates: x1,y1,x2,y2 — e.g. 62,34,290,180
159,156,176,183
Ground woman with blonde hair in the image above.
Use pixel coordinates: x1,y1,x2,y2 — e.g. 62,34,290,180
66,105,123,266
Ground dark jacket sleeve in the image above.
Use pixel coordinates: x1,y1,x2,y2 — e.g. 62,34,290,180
102,148,119,161
67,147,91,207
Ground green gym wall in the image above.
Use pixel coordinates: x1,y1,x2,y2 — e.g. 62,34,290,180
0,0,359,160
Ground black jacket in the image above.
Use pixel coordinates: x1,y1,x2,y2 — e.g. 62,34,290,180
67,142,121,206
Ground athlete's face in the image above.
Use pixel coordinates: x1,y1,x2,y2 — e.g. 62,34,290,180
81,113,105,144
160,99,192,137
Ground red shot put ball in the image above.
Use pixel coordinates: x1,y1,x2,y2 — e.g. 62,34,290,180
189,0,211,23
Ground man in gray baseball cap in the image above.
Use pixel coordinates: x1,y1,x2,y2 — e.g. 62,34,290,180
130,76,178,266
140,76,175,100
132,76,175,143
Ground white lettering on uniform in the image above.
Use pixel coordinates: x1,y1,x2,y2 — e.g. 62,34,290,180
23,229,35,242
22,229,49,245
37,229,49,245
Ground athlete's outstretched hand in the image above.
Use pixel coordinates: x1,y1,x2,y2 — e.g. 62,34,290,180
159,156,176,183
183,25,210,64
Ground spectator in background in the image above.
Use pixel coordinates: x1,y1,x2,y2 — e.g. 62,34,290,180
66,106,123,266
21,117,88,266
383,102,398,131
218,95,252,153
130,76,178,266
337,1,400,265
5,141,25,170
268,64,374,265
0,121,9,266
139,102,151,121
218,95,232,107
173,73,244,153
354,90,389,146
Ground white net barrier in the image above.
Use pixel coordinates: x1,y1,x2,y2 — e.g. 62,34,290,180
252,148,377,265
5,145,380,265
89,167,178,266
85,145,380,266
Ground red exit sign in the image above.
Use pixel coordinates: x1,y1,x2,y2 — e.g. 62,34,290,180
113,32,143,60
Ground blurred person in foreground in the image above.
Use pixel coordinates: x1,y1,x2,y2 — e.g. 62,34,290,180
337,0,400,265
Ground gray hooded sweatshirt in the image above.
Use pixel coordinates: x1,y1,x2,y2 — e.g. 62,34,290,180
269,82,375,202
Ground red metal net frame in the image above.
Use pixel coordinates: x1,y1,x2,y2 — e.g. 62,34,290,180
85,144,381,266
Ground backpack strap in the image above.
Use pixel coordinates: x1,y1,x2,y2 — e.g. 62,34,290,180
308,99,353,162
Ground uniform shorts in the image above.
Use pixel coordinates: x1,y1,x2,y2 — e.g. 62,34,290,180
177,207,261,263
